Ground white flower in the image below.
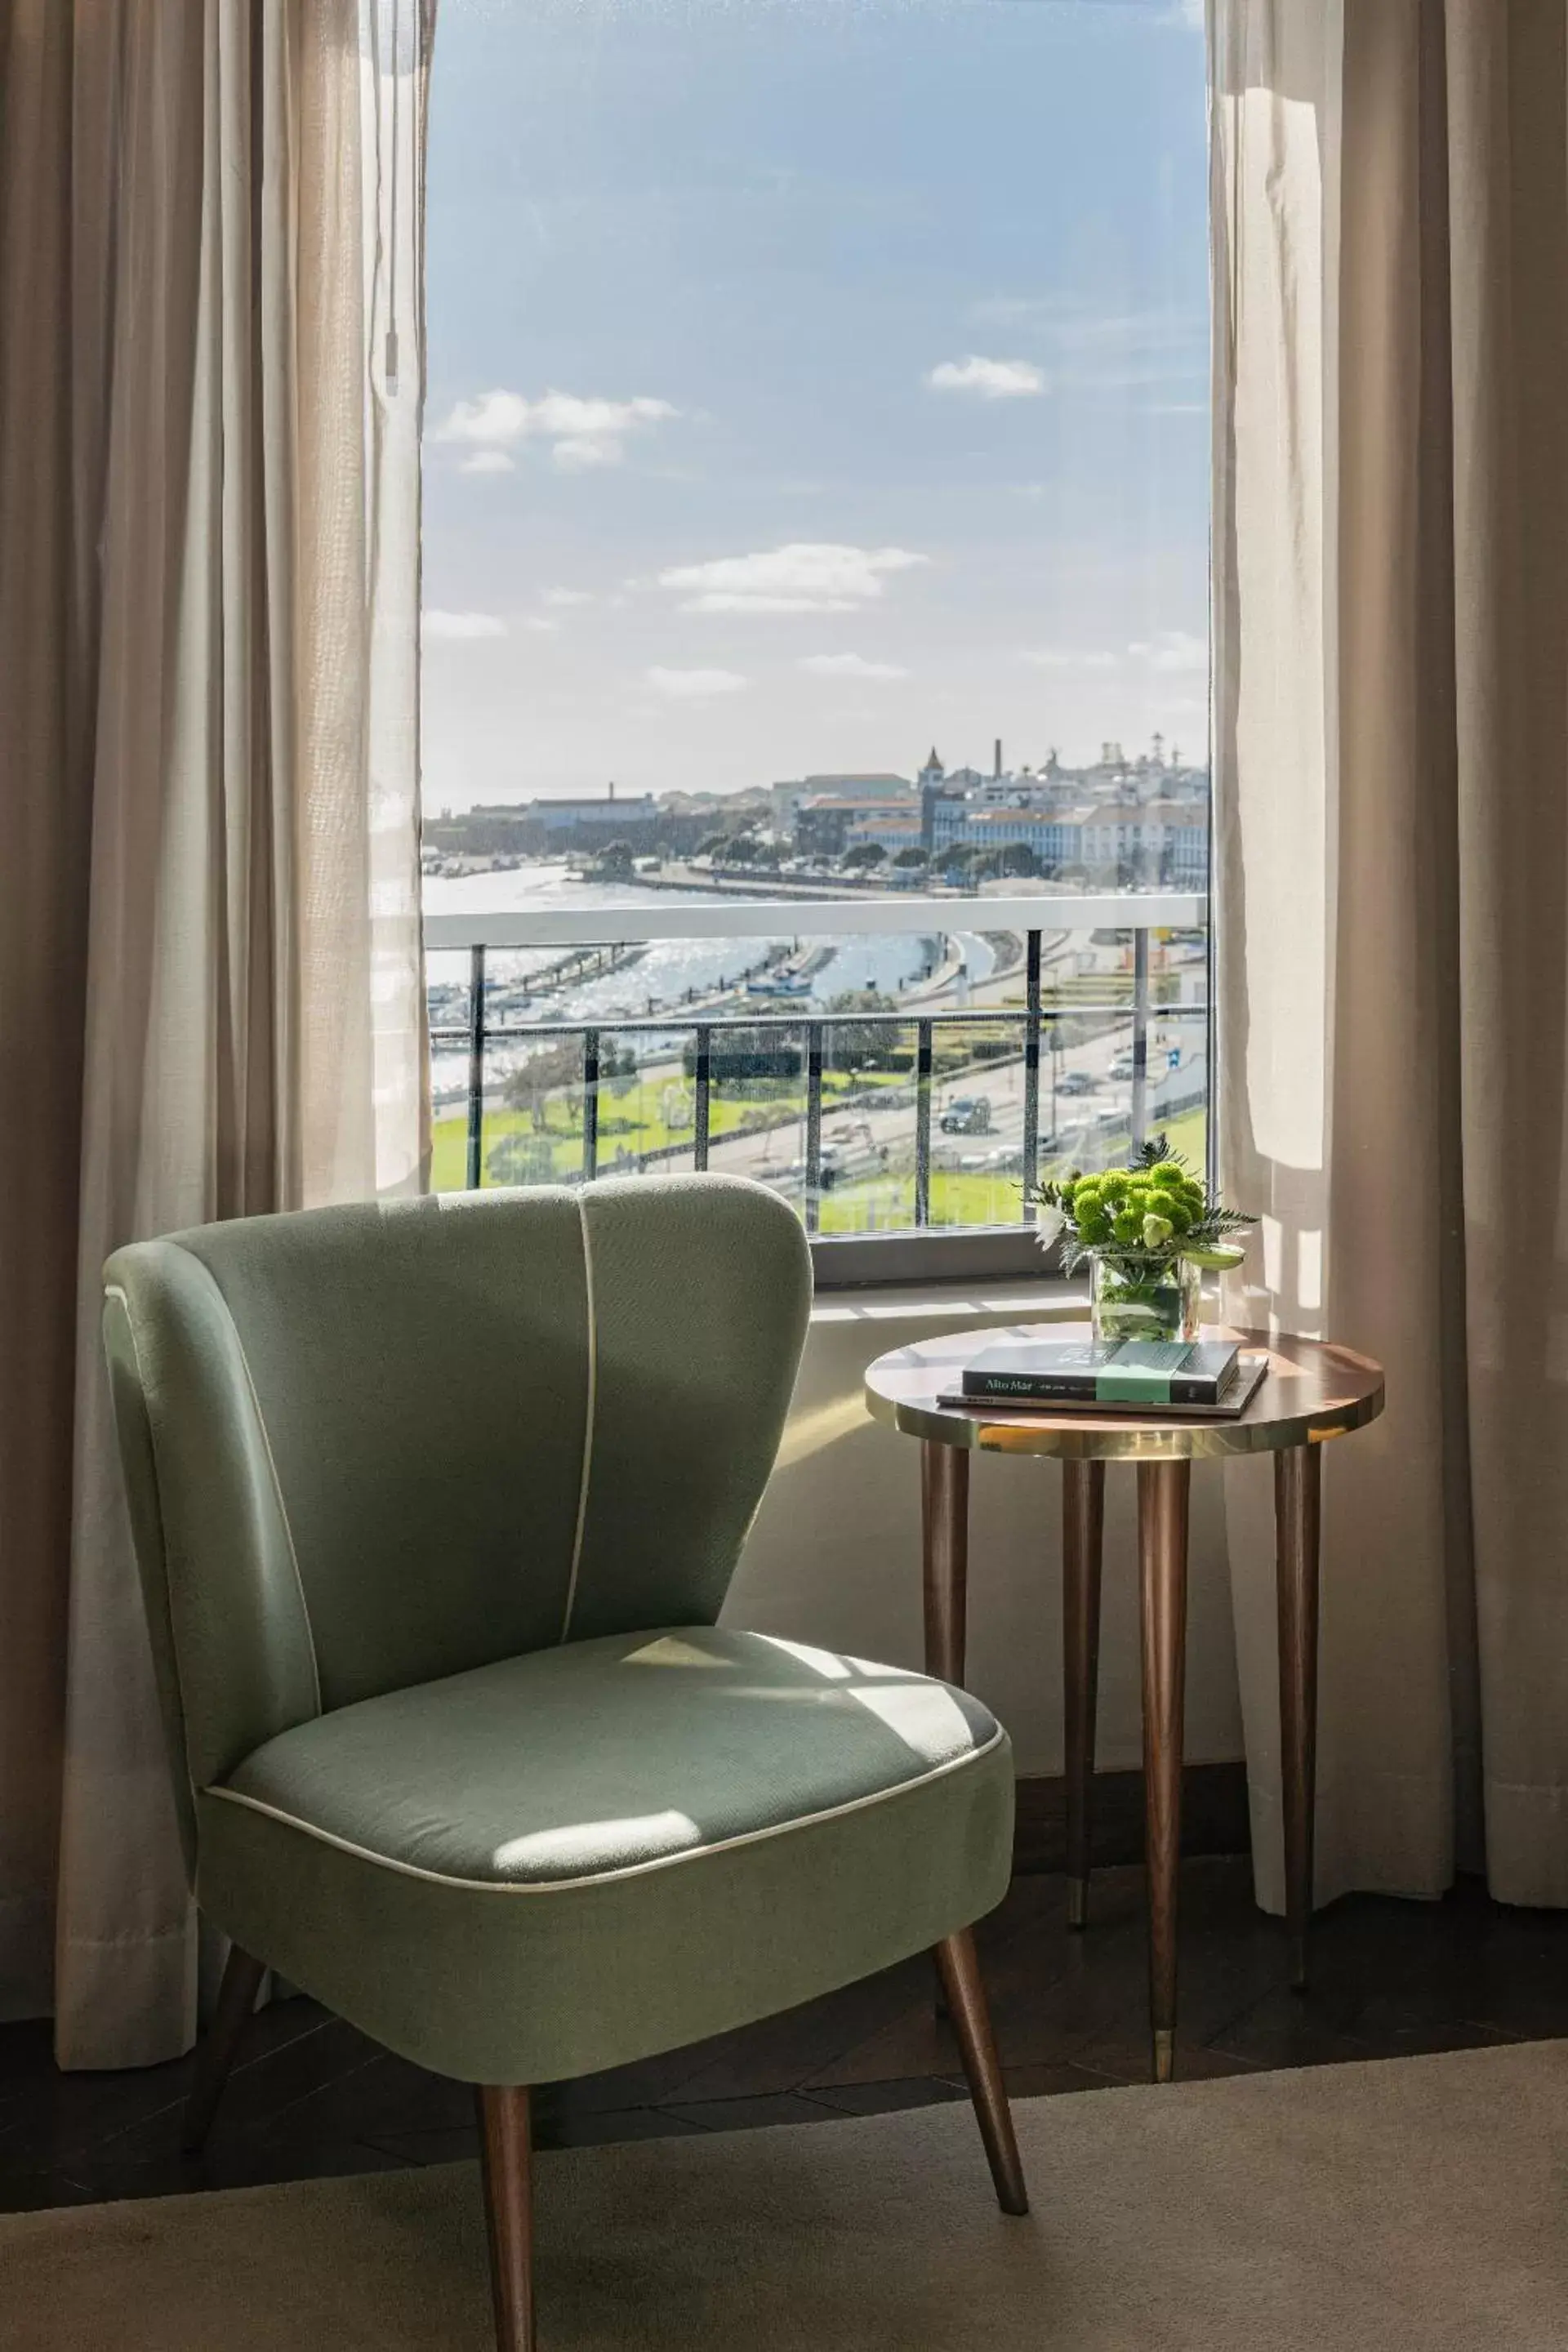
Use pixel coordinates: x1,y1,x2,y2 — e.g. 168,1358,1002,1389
1036,1203,1067,1252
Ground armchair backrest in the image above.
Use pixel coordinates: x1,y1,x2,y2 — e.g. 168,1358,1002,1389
103,1176,812,1868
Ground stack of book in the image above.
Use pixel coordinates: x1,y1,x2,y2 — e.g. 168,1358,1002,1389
943,1336,1267,1419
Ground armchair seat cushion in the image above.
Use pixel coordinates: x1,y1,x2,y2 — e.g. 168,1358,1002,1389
197,1627,1013,2083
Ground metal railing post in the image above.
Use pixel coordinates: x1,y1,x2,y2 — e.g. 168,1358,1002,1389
466,944,486,1192
1021,928,1042,1212
1131,926,1150,1151
804,1022,824,1232
581,1028,600,1182
915,1018,934,1227
693,1027,712,1172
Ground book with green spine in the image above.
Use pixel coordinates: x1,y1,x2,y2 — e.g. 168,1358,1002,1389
960,1337,1241,1407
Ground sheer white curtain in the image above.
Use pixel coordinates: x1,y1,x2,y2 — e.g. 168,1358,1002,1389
1214,0,1568,1913
0,0,432,2066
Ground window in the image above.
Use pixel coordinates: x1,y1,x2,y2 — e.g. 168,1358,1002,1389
421,0,1211,1261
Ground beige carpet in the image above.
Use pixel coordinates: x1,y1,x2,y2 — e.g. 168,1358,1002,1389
7,2042,1566,2350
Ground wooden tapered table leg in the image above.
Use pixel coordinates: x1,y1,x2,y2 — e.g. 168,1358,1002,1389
1138,1459,1191,2083
922,1439,969,1686
478,2086,536,2352
1062,1459,1106,1929
1276,1442,1322,1992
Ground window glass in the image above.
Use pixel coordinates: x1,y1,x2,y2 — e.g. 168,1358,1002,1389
423,0,1211,1231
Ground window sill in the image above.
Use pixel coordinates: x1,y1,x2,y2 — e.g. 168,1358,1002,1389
809,1223,1059,1292
809,1269,1087,1327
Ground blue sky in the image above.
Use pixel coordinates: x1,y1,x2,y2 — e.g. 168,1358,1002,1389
422,0,1209,808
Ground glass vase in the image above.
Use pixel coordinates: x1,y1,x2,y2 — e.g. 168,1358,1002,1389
1089,1252,1200,1347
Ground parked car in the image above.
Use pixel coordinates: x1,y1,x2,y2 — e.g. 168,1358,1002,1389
779,1120,891,1192
939,1094,992,1136
1109,1051,1137,1080
817,1122,891,1189
955,1146,1023,1177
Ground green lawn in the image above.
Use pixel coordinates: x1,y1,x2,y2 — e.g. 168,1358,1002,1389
430,1067,912,1194
431,1083,1209,1232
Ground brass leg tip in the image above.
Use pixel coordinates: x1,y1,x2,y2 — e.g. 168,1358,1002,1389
1067,1878,1089,1931
1152,2029,1175,2083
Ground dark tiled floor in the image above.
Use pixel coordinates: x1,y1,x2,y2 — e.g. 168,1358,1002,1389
4,1858,1566,2214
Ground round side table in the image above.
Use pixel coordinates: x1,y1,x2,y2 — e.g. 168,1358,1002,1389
863,1323,1384,2082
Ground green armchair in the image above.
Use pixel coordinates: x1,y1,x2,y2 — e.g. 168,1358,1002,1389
104,1174,1025,2349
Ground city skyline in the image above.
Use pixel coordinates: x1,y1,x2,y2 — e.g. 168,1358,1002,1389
422,0,1209,809
425,726,1208,822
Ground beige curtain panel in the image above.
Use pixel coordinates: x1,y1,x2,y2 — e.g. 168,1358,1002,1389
1214,0,1568,1910
0,0,431,2066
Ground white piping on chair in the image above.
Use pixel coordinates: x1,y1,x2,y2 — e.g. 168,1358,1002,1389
200,1724,1007,1895
559,1195,598,1642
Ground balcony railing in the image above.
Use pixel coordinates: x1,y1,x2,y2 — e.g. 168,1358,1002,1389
423,892,1209,1266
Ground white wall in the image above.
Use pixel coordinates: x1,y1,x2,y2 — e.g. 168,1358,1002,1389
728,1279,1247,1777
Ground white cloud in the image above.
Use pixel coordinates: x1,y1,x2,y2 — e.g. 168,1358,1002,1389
965,299,1206,393
434,387,677,472
459,450,514,476
799,653,908,683
1129,629,1208,675
519,617,558,635
552,434,619,473
1022,647,1119,671
542,587,593,608
659,542,928,616
646,666,748,702
926,355,1046,400
422,609,506,641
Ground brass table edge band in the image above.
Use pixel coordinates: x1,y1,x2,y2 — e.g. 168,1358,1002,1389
862,1383,1385,1460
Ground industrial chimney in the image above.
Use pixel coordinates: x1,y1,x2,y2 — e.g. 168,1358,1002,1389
993,738,1003,779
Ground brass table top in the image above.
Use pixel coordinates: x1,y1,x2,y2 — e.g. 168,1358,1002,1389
863,1323,1385,1462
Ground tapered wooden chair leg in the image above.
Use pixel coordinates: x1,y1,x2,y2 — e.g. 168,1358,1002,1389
182,1944,265,2153
479,2085,536,2352
935,1929,1028,2216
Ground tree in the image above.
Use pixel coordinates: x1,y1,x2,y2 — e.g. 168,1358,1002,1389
842,841,887,870
725,835,781,868
824,988,898,1075
593,838,635,880
680,1027,800,1094
1000,841,1040,878
502,1039,584,1133
892,845,929,870
487,1132,557,1186
501,1036,635,1132
697,831,732,859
